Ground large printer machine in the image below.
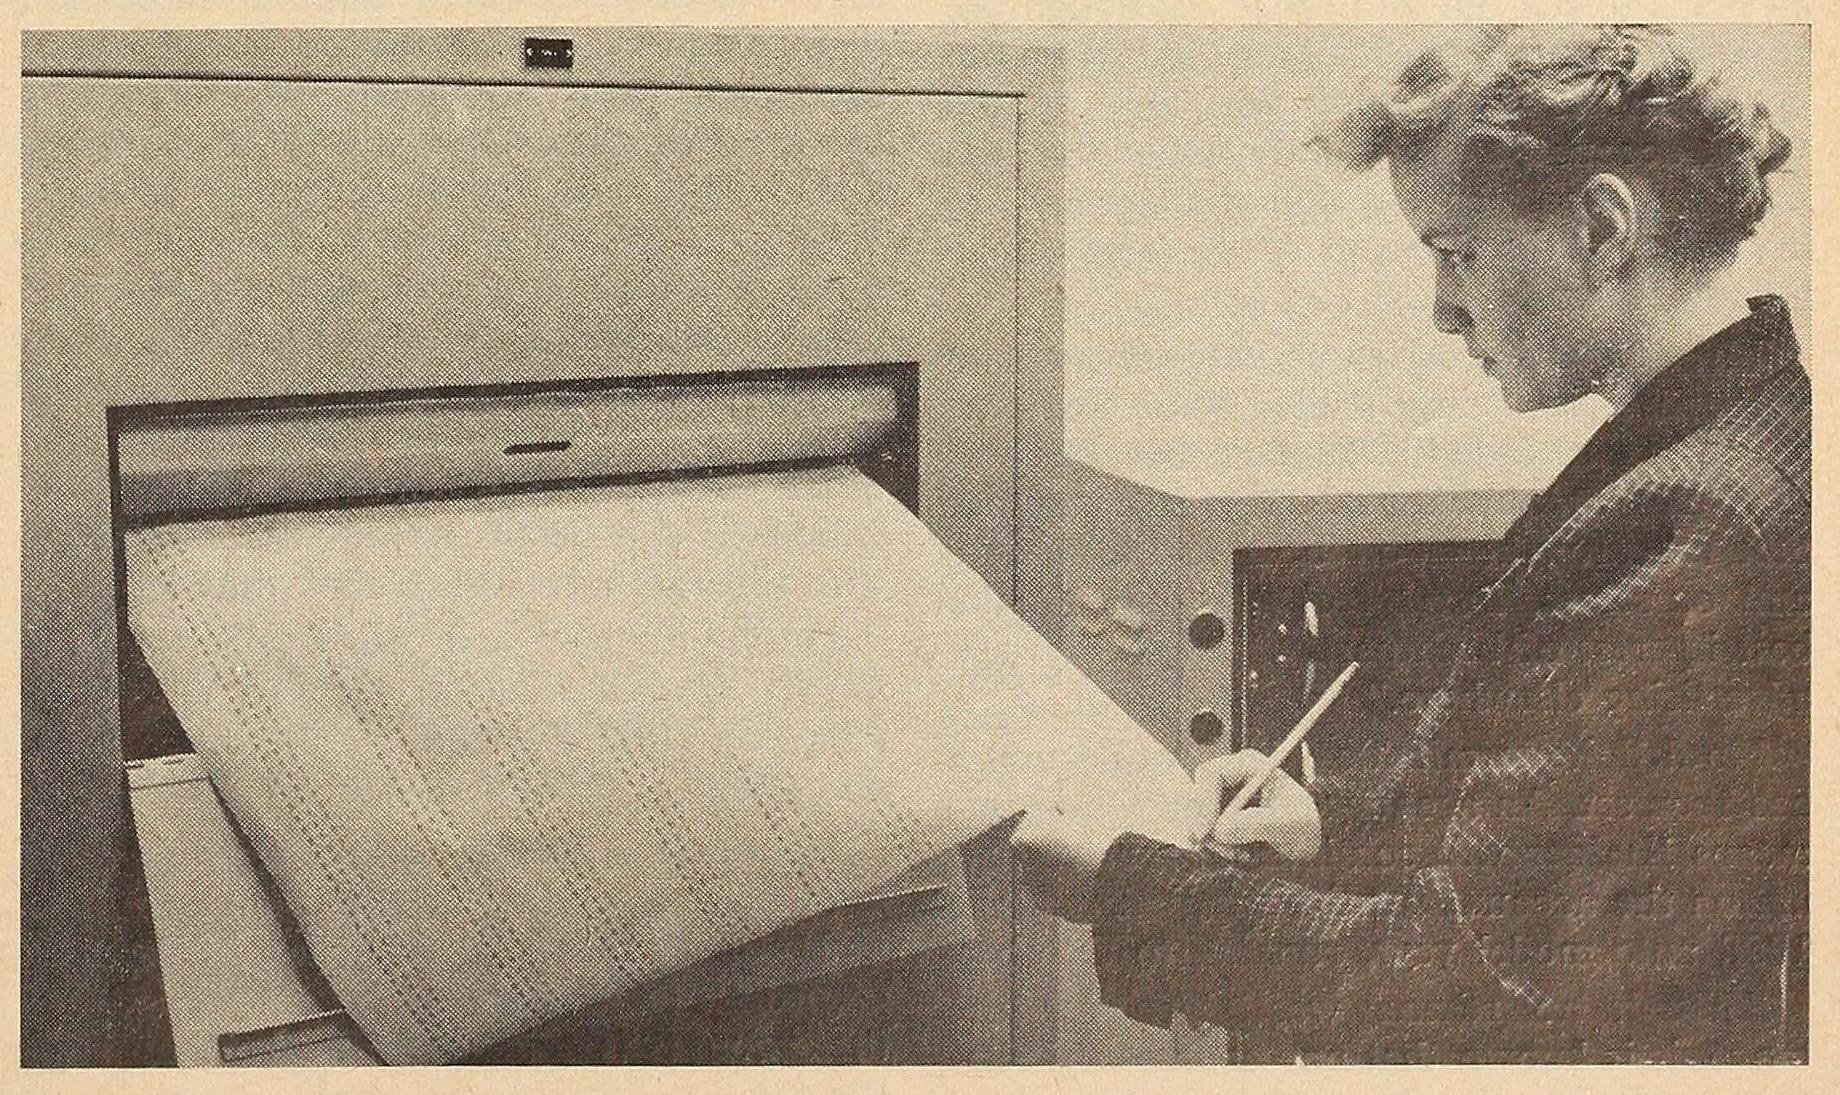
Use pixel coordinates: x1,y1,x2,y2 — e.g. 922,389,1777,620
20,27,1068,1067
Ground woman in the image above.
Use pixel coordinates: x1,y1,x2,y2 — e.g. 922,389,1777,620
1013,25,1809,1064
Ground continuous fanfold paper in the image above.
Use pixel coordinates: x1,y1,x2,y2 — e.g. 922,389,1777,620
125,465,1191,1063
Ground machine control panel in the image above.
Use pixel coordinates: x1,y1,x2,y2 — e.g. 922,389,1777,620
1232,541,1506,778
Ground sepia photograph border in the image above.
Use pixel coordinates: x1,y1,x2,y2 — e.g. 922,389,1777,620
3,0,1832,1092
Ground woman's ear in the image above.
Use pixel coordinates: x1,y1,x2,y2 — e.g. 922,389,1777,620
1577,173,1641,283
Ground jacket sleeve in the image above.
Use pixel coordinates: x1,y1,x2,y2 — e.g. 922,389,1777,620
1091,477,1808,1062
1298,709,1439,893
1299,559,1532,895
1090,835,1506,1058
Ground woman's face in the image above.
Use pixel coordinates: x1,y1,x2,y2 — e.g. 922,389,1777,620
1389,138,1600,413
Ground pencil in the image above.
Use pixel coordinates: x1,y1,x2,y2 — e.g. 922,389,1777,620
1220,660,1359,816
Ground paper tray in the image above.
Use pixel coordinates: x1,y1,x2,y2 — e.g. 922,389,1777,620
127,754,976,1066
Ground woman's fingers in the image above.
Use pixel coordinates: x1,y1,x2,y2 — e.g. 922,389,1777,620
1191,751,1325,861
1210,782,1324,862
1208,804,1284,847
1259,764,1310,804
1188,750,1271,843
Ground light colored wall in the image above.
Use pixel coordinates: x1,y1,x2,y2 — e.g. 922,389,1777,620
1050,25,1811,496
880,24,1810,497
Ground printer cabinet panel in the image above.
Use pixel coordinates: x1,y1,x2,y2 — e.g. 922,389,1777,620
17,411,124,1069
22,72,1037,1065
23,76,1020,595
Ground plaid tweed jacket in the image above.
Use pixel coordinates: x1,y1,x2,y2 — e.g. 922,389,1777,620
1092,295,1811,1063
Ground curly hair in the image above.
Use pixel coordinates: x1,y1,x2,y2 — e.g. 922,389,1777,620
1316,25,1792,275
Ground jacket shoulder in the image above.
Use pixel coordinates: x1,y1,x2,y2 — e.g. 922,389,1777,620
1564,368,1810,559
1699,365,1811,497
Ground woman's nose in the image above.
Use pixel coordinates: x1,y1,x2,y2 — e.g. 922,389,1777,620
1432,263,1470,335
1434,296,1471,335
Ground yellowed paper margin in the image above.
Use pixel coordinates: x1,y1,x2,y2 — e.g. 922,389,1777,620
3,2,1832,1093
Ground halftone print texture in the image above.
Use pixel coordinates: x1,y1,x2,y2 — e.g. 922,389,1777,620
19,24,1812,1068
124,467,1188,1063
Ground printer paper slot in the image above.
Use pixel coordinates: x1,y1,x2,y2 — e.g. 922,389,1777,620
112,370,909,526
124,463,1190,1063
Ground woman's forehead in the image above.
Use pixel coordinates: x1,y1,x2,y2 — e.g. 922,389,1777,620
1388,144,1476,240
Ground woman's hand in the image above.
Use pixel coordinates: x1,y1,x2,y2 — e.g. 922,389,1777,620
1012,749,1324,923
1189,750,1323,862
1010,807,1126,924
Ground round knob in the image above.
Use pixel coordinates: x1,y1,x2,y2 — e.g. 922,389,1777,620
1188,610,1226,650
1189,709,1225,745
